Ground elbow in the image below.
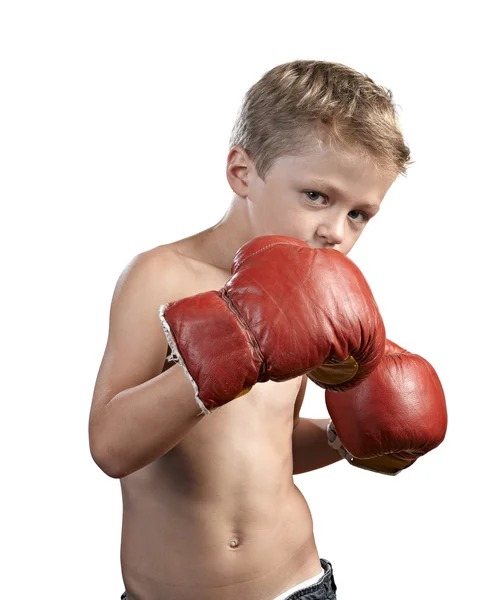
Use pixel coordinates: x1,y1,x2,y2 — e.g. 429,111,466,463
89,412,126,478
89,434,123,479
90,449,121,479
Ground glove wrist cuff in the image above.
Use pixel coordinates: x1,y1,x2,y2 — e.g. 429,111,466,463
159,292,262,415
159,304,211,415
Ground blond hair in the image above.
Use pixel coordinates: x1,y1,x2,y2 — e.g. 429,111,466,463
230,60,411,179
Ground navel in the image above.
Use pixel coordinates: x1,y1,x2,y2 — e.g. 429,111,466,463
228,536,241,549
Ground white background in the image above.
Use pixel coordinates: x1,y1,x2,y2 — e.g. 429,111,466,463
1,1,476,599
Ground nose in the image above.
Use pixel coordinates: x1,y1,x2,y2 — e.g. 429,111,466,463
315,216,345,247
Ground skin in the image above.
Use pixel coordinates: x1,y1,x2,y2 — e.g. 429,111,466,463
94,137,396,600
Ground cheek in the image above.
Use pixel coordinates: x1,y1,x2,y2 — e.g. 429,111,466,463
257,190,297,220
262,209,312,239
342,229,363,254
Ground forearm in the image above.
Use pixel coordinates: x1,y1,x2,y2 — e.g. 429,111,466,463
292,417,343,475
90,364,205,478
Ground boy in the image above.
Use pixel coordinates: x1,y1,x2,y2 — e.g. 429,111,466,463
89,60,447,600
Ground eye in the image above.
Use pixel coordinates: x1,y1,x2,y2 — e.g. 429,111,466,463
348,210,370,224
305,191,328,204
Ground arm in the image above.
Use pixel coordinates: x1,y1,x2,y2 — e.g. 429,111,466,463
89,251,207,479
291,376,343,475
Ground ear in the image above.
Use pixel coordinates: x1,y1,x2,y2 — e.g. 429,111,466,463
226,145,255,198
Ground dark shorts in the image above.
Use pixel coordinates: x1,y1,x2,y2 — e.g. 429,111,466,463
120,557,337,599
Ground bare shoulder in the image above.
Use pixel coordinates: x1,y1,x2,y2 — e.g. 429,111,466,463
116,245,189,301
107,247,190,342
89,246,193,424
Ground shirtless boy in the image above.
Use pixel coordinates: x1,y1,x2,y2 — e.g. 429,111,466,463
89,60,447,600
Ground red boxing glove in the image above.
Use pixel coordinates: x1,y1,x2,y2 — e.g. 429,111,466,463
160,235,386,414
326,339,448,475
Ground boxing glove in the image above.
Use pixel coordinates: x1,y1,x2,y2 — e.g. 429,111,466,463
326,339,448,475
159,235,386,415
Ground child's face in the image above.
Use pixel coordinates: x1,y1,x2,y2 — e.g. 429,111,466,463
243,143,395,255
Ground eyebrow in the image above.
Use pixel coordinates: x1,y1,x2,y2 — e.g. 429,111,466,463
307,179,381,214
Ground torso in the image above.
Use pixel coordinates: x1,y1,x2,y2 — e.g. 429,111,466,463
119,233,322,600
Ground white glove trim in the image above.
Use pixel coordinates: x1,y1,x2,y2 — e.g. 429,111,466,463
326,420,401,476
158,305,211,416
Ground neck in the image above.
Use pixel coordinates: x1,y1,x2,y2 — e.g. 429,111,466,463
205,195,257,270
